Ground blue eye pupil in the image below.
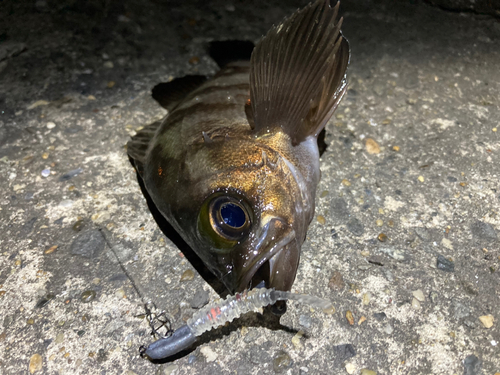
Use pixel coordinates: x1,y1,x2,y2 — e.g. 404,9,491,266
220,203,246,228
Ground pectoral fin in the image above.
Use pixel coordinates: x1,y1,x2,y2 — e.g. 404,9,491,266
127,120,161,175
249,0,350,145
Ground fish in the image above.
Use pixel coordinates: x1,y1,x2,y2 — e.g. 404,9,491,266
127,0,350,306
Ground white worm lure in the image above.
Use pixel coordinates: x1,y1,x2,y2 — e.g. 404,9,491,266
141,288,334,360
188,288,333,336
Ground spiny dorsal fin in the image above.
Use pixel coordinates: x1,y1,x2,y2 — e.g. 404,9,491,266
152,75,207,111
249,0,350,145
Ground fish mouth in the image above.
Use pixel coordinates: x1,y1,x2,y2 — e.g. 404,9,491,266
235,217,297,292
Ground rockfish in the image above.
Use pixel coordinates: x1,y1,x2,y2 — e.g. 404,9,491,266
127,0,350,304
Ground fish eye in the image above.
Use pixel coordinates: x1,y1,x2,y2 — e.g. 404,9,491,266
198,194,252,249
210,197,251,241
220,203,246,228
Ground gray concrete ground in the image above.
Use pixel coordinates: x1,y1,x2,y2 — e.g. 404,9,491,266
1,0,499,374
425,0,500,17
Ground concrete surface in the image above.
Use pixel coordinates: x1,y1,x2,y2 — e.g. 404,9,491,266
424,0,500,17
1,0,499,374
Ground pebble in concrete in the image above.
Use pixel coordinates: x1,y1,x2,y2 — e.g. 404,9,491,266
200,346,217,362
463,355,482,375
273,351,293,373
29,354,42,373
328,271,345,291
81,290,96,303
291,330,304,349
59,167,83,181
414,227,431,241
412,290,425,302
478,314,494,328
411,298,421,309
70,230,105,258
345,363,356,374
362,293,370,305
246,342,272,364
164,364,179,375
330,198,350,222
347,218,364,236
72,219,85,232
115,288,126,299
346,311,355,325
332,344,356,362
242,329,259,344
377,233,388,242
380,247,406,261
470,220,497,241
373,312,387,321
55,332,64,344
180,269,194,281
190,289,210,309
299,314,312,329
436,254,454,272
365,138,380,154
35,293,55,309
3,315,13,329
429,291,439,304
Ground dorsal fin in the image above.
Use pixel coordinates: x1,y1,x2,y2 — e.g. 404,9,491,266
152,75,207,111
249,0,350,145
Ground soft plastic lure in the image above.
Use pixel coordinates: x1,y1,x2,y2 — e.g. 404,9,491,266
140,288,333,360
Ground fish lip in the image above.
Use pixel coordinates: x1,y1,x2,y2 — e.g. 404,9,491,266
236,218,296,291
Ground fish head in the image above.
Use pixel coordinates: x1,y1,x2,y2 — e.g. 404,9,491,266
186,132,317,294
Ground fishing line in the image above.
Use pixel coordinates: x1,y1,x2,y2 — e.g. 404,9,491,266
99,227,173,338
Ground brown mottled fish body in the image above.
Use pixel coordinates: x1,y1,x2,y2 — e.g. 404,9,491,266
128,0,350,295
